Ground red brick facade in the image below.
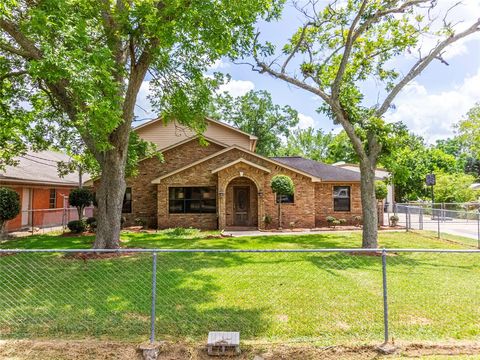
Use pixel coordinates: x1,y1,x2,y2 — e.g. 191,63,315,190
121,139,363,230
3,184,74,232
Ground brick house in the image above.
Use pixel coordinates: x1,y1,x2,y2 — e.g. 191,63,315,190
100,118,368,230
1,150,80,232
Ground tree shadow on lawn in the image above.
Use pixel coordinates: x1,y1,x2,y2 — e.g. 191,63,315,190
0,251,270,341
121,232,364,249
0,234,95,250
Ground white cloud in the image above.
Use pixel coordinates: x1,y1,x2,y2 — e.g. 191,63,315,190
386,68,480,143
297,113,315,129
208,59,230,70
217,79,255,97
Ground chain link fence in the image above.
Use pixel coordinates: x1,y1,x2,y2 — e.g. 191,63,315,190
394,203,480,247
1,248,480,345
5,207,95,235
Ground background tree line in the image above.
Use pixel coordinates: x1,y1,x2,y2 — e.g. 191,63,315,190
212,90,480,204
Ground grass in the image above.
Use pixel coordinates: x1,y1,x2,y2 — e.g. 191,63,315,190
0,230,479,346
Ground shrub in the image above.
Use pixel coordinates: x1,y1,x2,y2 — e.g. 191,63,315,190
271,175,295,229
352,215,362,227
339,218,347,225
326,216,336,228
390,215,399,227
0,187,20,237
263,214,272,228
86,217,97,231
135,218,147,228
68,219,86,233
332,220,341,228
375,181,388,201
69,188,93,220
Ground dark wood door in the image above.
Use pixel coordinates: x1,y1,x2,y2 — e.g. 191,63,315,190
233,187,250,226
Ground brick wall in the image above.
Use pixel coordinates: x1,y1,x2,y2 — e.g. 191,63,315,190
314,183,362,226
3,184,74,232
122,138,224,228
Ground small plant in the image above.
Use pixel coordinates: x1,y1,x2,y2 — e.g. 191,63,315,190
289,221,296,229
271,175,295,229
263,214,272,229
332,220,341,229
134,218,147,228
69,188,93,220
86,217,97,231
375,181,388,201
339,218,347,225
390,215,399,227
352,215,362,227
326,216,337,228
67,219,86,234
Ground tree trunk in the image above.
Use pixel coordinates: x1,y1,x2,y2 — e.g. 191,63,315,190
359,160,378,248
0,221,7,240
93,150,127,249
278,200,282,230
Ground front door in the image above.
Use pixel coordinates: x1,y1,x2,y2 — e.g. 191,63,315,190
233,187,250,226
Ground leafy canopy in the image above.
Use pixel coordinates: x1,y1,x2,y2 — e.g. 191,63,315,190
375,181,388,201
69,188,93,209
211,90,299,156
0,187,20,223
0,0,283,164
270,175,294,196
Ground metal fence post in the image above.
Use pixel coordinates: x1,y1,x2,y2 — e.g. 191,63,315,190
150,252,158,344
419,207,423,230
381,249,389,344
437,208,440,239
477,211,480,249
405,207,409,232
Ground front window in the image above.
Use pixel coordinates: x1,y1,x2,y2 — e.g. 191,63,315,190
122,188,132,213
49,189,56,209
169,187,216,214
333,186,351,211
276,193,294,204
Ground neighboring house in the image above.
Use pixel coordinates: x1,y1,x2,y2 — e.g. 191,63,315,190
332,162,394,212
0,150,80,232
92,118,369,230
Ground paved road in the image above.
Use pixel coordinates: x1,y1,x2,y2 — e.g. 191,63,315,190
391,212,480,243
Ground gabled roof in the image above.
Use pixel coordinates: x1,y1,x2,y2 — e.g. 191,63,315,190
155,134,229,153
151,146,321,184
270,156,363,182
211,158,271,174
134,117,258,140
0,150,80,186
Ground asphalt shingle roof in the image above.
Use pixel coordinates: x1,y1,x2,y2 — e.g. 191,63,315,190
270,156,363,182
0,150,80,186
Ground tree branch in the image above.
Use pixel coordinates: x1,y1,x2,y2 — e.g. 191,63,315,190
331,0,368,98
377,18,480,116
0,19,42,59
0,70,27,81
257,61,331,104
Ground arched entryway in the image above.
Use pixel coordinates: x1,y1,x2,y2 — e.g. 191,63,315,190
225,177,259,229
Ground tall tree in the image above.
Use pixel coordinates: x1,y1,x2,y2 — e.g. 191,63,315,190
211,90,299,156
0,0,281,248
456,103,480,160
250,0,480,247
278,127,334,161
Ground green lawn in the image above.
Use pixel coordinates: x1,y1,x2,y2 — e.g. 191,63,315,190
0,230,479,346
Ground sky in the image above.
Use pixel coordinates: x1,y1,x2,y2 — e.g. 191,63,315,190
135,1,480,144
